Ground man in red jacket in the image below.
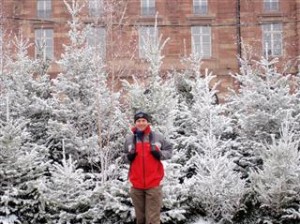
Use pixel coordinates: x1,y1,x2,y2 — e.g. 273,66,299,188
124,111,172,224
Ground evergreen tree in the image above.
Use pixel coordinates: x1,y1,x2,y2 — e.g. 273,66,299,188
228,57,300,142
0,34,52,145
0,102,47,223
38,141,93,224
248,116,300,223
178,72,244,222
0,34,50,224
227,57,300,179
175,53,232,176
47,0,127,174
122,15,177,136
42,2,130,222
84,167,135,224
160,162,190,224
187,145,245,223
173,53,245,223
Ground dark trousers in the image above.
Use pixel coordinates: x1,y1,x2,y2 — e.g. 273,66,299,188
130,186,162,224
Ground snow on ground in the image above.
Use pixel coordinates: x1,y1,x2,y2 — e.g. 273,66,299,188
190,217,217,224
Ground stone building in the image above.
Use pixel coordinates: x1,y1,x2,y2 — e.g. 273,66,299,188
1,0,300,97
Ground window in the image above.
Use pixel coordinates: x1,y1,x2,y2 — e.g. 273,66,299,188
35,29,54,60
193,0,208,15
191,26,211,58
88,0,103,17
141,0,155,16
87,27,106,58
139,26,157,58
264,0,279,12
262,23,283,57
37,0,51,18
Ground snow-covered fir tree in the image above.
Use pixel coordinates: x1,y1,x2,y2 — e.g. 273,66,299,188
122,15,177,136
177,73,230,156
227,56,300,179
0,34,51,224
187,143,246,223
47,0,127,174
38,140,94,224
42,1,131,222
228,57,300,142
181,70,244,223
225,53,300,223
248,115,300,223
174,52,231,172
160,162,191,223
1,36,36,118
0,34,52,146
172,52,246,223
0,100,47,224
84,166,135,224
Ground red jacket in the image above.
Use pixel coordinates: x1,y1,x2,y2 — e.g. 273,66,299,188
124,125,172,189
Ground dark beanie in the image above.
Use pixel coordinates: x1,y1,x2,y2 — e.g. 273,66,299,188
134,112,150,123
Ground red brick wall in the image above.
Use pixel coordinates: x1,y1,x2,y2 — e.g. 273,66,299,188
2,0,300,97
297,0,300,62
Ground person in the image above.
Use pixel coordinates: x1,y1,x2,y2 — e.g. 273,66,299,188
123,111,172,224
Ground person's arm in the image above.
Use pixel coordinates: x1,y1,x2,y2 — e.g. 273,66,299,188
123,135,136,164
159,134,173,160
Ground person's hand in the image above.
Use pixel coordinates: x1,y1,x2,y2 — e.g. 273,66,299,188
150,150,161,160
127,151,137,162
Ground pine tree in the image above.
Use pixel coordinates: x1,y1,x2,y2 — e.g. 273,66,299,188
180,75,244,222
160,162,190,224
47,0,127,175
0,33,51,223
228,57,300,142
227,56,300,179
0,34,52,145
35,1,130,222
0,101,47,223
172,53,245,223
122,15,177,136
187,146,245,223
175,53,232,176
86,168,135,224
1,36,35,118
38,141,94,224
248,116,300,223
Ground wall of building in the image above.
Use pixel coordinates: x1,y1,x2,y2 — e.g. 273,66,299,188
1,0,299,98
297,0,300,68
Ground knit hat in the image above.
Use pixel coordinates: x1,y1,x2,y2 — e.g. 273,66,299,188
134,111,150,123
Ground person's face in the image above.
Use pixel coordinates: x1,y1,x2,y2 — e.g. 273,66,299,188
135,118,149,131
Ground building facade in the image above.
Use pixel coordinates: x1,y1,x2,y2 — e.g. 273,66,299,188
1,0,300,97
